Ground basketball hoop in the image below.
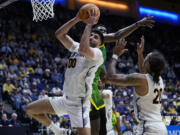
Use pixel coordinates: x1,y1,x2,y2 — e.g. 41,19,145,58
31,0,55,22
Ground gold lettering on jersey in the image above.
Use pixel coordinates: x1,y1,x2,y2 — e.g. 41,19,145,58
68,58,77,68
153,88,162,104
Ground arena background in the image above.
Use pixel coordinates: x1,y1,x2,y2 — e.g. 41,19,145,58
0,0,179,135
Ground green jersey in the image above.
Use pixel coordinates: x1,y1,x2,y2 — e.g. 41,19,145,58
90,44,106,110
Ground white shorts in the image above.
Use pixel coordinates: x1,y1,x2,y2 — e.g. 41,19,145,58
107,130,115,135
133,121,167,135
49,96,90,128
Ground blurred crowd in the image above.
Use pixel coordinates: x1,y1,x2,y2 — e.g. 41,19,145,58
0,1,180,134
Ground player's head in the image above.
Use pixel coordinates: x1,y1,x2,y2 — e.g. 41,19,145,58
94,24,107,34
90,29,104,48
143,51,166,83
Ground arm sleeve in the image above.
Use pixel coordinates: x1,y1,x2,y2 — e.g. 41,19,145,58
91,48,103,61
69,41,80,53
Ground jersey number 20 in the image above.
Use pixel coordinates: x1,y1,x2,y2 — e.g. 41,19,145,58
153,88,162,104
68,58,76,68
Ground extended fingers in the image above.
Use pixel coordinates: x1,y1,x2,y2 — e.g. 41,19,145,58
88,10,91,17
137,42,140,47
89,8,97,17
123,49,128,52
140,36,144,48
116,39,121,46
144,22,154,28
92,8,95,16
141,35,144,42
146,15,154,19
116,38,127,49
122,38,127,46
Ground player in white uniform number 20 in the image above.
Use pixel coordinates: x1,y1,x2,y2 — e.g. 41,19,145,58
107,37,167,135
26,9,103,135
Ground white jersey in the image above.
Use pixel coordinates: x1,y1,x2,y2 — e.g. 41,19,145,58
133,74,164,122
102,90,113,132
63,42,103,100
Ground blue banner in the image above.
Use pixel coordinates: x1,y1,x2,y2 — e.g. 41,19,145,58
167,126,180,135
121,126,180,135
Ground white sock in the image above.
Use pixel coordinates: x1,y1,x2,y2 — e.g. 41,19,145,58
48,121,64,135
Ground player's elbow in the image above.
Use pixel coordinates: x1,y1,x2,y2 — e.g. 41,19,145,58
78,45,88,54
78,48,86,53
55,30,64,40
55,32,61,40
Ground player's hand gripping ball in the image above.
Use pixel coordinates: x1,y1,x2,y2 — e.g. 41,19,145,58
79,3,100,23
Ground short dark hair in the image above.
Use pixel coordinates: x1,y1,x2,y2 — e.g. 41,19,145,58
94,24,107,33
91,29,104,45
149,51,166,84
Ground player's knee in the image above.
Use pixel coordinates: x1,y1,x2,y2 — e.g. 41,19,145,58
26,103,34,115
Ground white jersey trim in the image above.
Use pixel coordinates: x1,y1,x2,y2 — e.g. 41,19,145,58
69,41,79,53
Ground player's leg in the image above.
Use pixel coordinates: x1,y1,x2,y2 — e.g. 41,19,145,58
107,130,116,135
26,98,55,126
91,118,100,135
90,105,100,135
68,99,91,135
26,97,67,135
77,128,91,135
99,107,107,135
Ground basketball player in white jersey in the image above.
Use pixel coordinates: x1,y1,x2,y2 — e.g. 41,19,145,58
99,79,114,135
107,38,167,135
102,89,115,135
26,9,104,135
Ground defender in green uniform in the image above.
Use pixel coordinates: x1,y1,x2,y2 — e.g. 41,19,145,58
90,44,106,110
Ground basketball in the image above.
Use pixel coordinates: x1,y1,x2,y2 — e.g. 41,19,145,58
79,3,100,23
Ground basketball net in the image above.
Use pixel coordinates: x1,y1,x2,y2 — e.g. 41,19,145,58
31,0,55,22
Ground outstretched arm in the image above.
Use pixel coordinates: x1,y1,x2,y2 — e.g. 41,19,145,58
137,36,145,73
79,8,100,60
107,38,128,77
55,12,81,50
104,15,154,43
107,39,146,86
104,23,138,43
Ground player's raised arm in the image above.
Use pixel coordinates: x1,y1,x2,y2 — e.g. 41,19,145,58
107,39,146,86
78,8,101,60
137,36,145,73
55,11,82,50
104,15,154,43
